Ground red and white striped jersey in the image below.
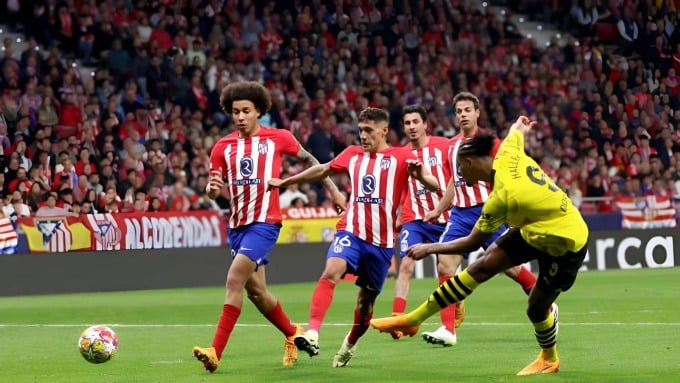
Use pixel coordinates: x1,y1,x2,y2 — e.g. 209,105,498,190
448,133,501,208
401,136,452,225
330,146,416,247
209,126,300,229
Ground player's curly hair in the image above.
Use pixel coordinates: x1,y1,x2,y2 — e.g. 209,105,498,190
402,104,427,123
453,91,480,110
458,132,496,157
358,107,389,123
219,81,272,117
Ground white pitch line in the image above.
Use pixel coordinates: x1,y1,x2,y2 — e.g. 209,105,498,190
0,322,679,328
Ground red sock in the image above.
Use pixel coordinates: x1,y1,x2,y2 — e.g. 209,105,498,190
392,297,407,314
514,266,537,295
211,304,241,359
308,278,336,333
264,301,297,337
347,307,372,345
438,275,456,333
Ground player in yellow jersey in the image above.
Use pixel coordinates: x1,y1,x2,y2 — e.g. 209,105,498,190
370,116,589,376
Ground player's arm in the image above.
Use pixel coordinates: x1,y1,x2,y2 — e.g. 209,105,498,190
507,115,537,137
295,147,341,194
294,147,346,213
425,178,454,222
206,143,226,200
269,163,334,189
406,227,491,260
407,159,439,192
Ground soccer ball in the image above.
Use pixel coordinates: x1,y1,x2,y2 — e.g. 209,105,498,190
78,325,118,364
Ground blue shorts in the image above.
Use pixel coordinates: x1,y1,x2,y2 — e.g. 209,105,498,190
439,205,507,258
228,222,280,268
398,221,446,256
327,231,394,293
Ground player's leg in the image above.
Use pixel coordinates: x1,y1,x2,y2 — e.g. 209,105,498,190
244,266,301,366
421,253,463,346
516,239,587,375
296,231,355,358
390,223,423,339
488,226,538,295
193,224,274,372
419,209,473,345
334,244,392,367
393,255,415,314
371,230,521,334
334,287,379,367
192,254,253,372
390,255,414,339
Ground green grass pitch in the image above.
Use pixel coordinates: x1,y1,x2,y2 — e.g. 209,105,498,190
0,267,678,382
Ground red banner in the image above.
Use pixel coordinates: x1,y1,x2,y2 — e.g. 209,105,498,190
17,211,227,253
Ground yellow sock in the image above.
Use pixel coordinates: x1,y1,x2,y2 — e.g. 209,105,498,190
407,269,479,324
533,312,558,362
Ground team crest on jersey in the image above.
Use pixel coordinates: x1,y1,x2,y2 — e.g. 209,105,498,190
258,142,268,154
380,158,391,169
361,174,376,194
428,156,438,167
240,157,254,177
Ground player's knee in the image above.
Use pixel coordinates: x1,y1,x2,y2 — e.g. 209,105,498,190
245,286,267,305
526,303,549,323
466,260,493,283
225,276,247,292
319,269,343,282
356,294,377,313
437,255,461,276
399,257,415,276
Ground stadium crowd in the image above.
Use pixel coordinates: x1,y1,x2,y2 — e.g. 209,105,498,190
0,0,678,219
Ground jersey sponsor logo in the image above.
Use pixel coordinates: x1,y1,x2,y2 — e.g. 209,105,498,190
357,174,383,203
361,174,376,194
355,196,385,204
454,161,467,187
232,178,263,185
239,157,254,177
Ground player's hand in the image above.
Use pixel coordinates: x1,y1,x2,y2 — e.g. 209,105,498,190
267,178,285,191
206,168,223,199
423,210,441,223
406,159,424,178
330,190,347,215
406,243,433,261
510,115,537,135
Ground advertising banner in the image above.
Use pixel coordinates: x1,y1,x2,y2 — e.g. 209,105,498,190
278,207,341,244
17,211,227,253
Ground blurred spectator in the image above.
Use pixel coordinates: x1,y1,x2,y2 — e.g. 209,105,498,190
3,190,31,221
35,193,70,217
280,182,310,209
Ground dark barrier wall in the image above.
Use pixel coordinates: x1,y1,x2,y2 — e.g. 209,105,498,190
0,244,329,297
1,230,678,297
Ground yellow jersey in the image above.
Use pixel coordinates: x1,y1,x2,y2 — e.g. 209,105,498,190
475,129,589,256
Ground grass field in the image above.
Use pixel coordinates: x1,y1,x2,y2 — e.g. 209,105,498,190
0,267,678,383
